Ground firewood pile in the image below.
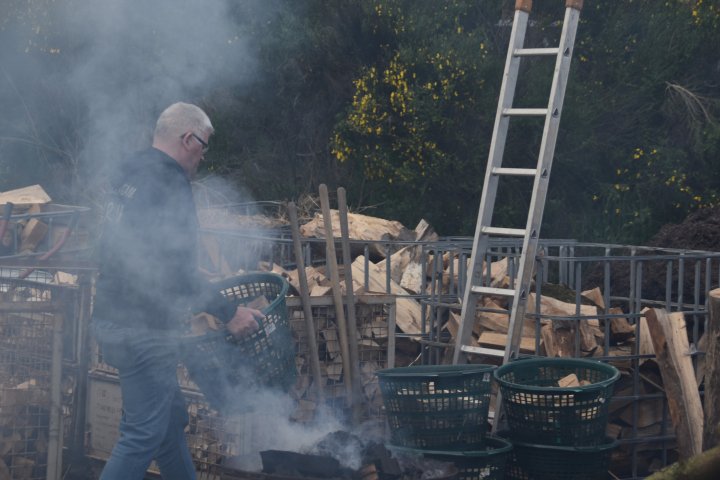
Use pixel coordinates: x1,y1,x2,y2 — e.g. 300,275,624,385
0,184,89,261
197,207,707,477
0,284,55,480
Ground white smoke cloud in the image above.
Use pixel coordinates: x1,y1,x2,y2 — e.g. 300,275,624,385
0,0,273,198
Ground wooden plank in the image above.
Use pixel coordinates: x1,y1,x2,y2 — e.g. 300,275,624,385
478,331,535,354
645,308,703,460
0,184,51,206
704,288,720,449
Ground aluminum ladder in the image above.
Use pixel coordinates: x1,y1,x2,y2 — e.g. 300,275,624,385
452,0,584,365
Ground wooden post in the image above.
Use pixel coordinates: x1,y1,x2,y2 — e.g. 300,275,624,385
645,308,704,459
704,288,720,449
288,202,324,403
337,188,363,424
318,184,355,406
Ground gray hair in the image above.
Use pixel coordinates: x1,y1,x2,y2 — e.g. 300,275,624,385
153,102,214,141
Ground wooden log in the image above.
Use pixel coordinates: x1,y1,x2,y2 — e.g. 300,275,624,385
299,209,414,258
609,314,636,343
645,308,703,460
704,288,720,449
478,331,535,354
0,184,51,207
558,373,580,387
637,308,656,365
351,256,423,335
695,333,707,388
619,397,666,429
581,286,605,309
477,298,537,337
19,217,48,252
644,443,720,480
540,324,557,357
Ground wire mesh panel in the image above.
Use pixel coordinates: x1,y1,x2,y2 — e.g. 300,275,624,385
419,239,720,479
287,295,395,427
0,277,64,480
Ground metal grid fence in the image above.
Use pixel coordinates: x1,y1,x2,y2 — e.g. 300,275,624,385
0,277,68,480
196,229,720,479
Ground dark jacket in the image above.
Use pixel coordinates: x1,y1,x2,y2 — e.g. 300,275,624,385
93,148,235,330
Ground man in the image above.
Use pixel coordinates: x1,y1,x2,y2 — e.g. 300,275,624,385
92,102,262,480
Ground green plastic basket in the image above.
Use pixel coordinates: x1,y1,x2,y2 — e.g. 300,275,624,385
377,364,495,449
506,437,617,480
391,436,513,480
182,273,295,410
494,358,619,446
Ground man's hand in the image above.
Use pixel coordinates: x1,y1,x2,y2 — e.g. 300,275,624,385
226,306,264,339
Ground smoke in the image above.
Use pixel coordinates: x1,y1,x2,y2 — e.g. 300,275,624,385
0,0,272,202
222,386,356,472
2,2,379,475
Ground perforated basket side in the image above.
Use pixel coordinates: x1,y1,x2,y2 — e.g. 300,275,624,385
494,358,619,446
509,438,617,480
377,365,495,449
181,273,295,410
390,436,513,480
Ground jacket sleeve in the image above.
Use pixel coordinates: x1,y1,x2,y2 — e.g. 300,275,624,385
192,277,238,323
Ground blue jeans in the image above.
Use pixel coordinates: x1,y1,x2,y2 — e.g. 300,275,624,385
93,321,196,480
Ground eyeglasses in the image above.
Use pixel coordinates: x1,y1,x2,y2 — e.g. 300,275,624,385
183,132,209,154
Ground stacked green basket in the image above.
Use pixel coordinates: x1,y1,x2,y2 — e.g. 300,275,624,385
494,358,620,480
377,364,512,480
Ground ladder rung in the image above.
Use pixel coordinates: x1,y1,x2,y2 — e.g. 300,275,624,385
492,167,537,177
503,108,548,117
470,286,515,297
481,226,525,237
461,345,506,357
514,47,560,57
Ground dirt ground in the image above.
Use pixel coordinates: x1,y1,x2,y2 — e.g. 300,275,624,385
581,206,720,304
645,206,720,252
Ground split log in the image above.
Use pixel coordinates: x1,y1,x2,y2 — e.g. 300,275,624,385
477,298,536,337
704,288,720,449
478,331,535,354
380,218,438,292
609,311,636,343
581,286,605,309
540,325,576,358
619,396,666,430
527,293,599,353
19,217,48,252
0,184,52,207
637,308,656,364
351,256,423,335
299,210,414,258
645,308,703,460
53,271,78,286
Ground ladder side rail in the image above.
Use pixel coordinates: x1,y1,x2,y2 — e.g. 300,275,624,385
453,8,531,364
504,6,582,362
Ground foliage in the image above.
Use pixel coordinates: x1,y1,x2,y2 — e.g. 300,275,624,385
548,0,720,242
330,0,503,233
1,0,719,244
